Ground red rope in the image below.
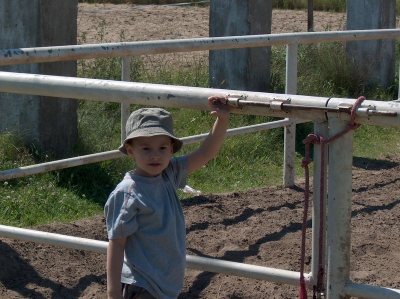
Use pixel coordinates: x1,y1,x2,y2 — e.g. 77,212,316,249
299,96,365,299
299,135,320,299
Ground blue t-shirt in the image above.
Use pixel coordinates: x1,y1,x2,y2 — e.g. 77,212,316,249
104,156,188,299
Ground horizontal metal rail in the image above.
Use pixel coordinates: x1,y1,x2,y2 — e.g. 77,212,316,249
186,255,303,286
0,71,399,127
1,29,400,66
0,118,306,181
1,224,398,296
0,224,309,286
1,29,399,188
344,281,400,299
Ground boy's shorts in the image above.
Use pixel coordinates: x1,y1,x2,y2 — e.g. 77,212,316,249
121,283,156,299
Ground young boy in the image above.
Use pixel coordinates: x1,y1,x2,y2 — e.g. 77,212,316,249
104,96,230,299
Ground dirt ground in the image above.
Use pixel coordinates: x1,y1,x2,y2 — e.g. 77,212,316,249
76,3,349,66
76,3,348,43
1,3,399,299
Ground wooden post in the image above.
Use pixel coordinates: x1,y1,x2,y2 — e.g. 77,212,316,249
209,0,273,92
346,0,396,89
308,0,314,32
0,0,78,158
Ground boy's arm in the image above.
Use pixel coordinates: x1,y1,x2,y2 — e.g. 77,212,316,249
187,96,230,175
107,237,127,299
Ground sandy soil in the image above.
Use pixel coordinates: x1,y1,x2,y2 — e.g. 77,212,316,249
76,3,348,66
0,4,399,299
76,3,347,43
1,153,399,298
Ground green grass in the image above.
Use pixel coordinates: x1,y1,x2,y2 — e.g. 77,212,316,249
2,17,400,227
0,133,102,226
354,125,400,158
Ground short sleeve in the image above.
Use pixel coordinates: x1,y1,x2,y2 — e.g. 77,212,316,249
104,183,140,240
168,156,188,189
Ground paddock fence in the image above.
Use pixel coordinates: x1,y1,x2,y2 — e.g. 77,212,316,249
0,29,400,299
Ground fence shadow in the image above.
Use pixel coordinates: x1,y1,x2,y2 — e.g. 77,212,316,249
353,156,399,170
180,195,308,298
0,240,105,299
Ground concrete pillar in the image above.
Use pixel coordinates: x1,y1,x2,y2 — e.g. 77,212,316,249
0,0,78,158
209,0,272,92
346,0,396,89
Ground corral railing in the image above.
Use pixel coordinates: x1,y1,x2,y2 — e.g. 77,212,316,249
1,29,400,186
1,29,400,299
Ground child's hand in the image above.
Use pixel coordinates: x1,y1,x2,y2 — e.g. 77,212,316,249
208,95,230,118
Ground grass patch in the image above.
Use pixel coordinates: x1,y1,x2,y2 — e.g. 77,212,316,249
0,133,102,227
354,125,400,159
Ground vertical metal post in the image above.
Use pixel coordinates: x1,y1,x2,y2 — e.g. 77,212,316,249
283,43,298,187
326,116,353,299
398,57,400,100
285,43,298,99
121,57,131,142
311,120,328,290
308,0,314,32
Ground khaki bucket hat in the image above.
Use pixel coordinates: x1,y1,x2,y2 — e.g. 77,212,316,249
119,108,183,155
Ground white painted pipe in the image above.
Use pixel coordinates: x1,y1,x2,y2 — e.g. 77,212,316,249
0,72,399,126
310,120,328,290
285,42,298,95
0,119,303,181
185,255,307,286
0,224,108,254
283,42,299,187
1,30,400,66
344,281,400,299
121,57,131,143
0,224,309,286
1,225,398,296
0,150,123,181
326,116,354,299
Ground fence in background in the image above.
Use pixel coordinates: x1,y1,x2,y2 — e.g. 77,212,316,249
1,29,400,186
1,29,400,298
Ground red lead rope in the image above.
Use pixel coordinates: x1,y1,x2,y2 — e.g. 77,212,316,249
299,96,365,299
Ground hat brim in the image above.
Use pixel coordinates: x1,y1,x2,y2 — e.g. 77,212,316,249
118,128,183,155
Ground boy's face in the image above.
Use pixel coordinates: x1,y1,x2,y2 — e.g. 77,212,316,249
125,135,174,177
